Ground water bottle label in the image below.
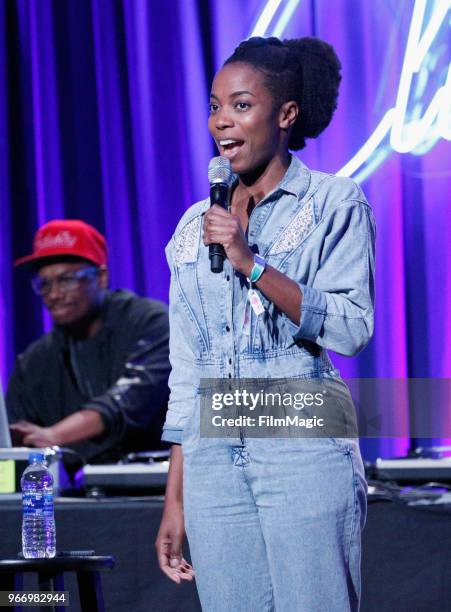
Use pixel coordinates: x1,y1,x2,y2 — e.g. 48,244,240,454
23,492,54,516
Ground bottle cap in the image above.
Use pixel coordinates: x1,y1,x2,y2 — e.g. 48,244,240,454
28,452,45,464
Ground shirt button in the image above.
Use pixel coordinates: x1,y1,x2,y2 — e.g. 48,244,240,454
228,373,232,378
226,325,230,332
228,358,232,365
226,275,230,281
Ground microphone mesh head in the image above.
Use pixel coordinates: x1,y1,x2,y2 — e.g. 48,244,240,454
208,156,233,185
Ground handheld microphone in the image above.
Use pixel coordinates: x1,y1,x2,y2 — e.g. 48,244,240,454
208,156,233,273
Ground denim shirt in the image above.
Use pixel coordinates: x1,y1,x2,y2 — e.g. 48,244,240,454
162,155,375,444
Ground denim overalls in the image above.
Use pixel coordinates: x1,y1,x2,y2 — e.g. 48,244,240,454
163,156,375,611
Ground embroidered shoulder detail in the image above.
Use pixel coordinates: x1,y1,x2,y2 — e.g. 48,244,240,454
173,216,201,265
269,201,313,254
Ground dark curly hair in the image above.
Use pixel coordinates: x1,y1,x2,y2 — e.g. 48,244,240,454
224,36,341,150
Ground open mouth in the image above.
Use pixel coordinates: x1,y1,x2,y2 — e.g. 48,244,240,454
219,139,244,158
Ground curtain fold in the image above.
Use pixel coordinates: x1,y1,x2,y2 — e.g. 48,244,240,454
0,0,449,459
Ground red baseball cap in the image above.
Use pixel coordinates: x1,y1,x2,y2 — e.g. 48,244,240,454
14,220,108,268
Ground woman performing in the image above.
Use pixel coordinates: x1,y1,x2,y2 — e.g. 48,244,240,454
156,36,375,612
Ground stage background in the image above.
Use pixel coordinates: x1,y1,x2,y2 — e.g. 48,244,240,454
0,0,449,460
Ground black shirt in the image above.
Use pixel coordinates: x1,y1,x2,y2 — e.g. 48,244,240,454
6,290,170,463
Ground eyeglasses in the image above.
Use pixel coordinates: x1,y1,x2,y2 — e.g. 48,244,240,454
31,267,99,297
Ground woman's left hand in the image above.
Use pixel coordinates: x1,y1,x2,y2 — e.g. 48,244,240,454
203,205,254,275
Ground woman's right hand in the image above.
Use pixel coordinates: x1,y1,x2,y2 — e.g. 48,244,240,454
155,501,195,583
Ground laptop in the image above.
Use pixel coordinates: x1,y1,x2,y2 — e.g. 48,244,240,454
0,382,44,461
0,381,12,448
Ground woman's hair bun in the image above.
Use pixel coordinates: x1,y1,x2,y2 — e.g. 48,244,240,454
224,36,342,150
283,38,341,147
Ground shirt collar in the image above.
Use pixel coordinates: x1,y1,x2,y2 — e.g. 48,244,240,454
230,154,311,205
277,154,310,199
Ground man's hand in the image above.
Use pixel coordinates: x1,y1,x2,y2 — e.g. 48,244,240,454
9,421,59,447
10,410,105,448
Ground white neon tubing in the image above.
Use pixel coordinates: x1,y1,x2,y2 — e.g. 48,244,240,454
337,110,395,177
273,0,302,38
251,0,284,37
250,0,450,181
390,0,450,153
437,62,451,140
413,1,450,71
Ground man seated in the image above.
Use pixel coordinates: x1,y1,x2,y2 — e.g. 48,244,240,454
7,219,170,464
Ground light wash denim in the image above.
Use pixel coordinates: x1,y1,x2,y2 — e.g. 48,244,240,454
162,155,375,611
182,427,367,612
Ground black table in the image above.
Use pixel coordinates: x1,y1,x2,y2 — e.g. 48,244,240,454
0,556,114,612
1,495,450,612
1,496,200,612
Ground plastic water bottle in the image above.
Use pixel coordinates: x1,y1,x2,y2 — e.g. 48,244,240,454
21,452,56,558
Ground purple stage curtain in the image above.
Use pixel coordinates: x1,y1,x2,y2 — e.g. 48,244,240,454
0,0,449,460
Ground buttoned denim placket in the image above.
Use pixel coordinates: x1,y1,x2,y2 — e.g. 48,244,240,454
223,257,242,441
224,257,235,381
229,196,278,447
245,194,283,354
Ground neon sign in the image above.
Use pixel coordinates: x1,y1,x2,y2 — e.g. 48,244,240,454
251,0,450,183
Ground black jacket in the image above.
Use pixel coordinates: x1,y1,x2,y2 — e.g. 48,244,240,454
6,290,170,463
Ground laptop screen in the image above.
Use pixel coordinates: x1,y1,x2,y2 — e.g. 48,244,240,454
0,382,12,448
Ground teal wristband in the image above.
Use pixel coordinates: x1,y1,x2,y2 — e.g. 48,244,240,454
247,255,266,283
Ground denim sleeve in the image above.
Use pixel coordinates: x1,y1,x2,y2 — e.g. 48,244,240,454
285,200,375,357
161,241,197,444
